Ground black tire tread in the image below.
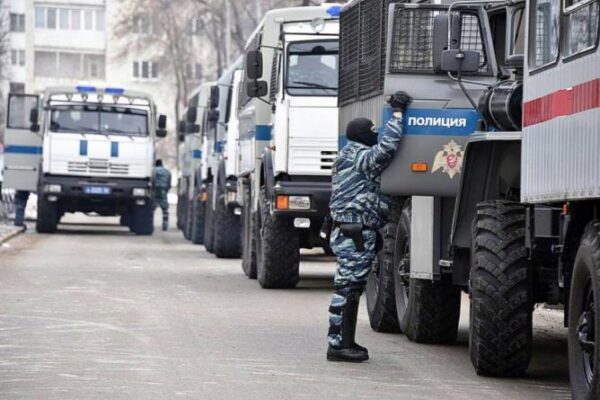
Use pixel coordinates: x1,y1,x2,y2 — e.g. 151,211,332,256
204,185,215,253
470,200,531,377
190,194,205,245
257,189,300,289
213,189,242,258
366,216,401,333
36,196,58,234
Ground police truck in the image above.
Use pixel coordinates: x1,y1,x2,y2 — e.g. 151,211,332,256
239,4,341,288
3,86,167,235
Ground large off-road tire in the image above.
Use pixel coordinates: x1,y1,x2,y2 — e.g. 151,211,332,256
183,199,193,240
366,208,401,333
569,220,600,400
176,194,184,230
241,192,257,279
190,194,205,245
256,188,300,289
394,200,461,344
203,185,215,253
213,187,242,258
470,200,531,377
36,196,59,234
130,200,155,236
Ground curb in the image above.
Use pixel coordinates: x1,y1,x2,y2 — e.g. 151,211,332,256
0,226,26,245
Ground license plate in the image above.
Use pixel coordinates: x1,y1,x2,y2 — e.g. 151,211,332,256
84,186,111,195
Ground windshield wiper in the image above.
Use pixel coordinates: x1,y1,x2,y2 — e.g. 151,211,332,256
292,81,337,90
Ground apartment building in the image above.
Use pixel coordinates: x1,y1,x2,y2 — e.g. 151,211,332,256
2,0,208,159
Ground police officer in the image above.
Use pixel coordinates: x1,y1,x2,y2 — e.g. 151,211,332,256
153,159,172,231
327,91,412,362
14,190,30,228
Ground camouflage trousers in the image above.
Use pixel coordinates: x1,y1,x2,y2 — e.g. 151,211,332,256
154,189,169,227
327,226,377,347
14,191,30,226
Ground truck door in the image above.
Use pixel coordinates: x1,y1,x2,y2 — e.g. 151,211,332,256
3,94,42,191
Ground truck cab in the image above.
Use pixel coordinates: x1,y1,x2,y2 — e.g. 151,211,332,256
3,86,166,235
238,4,341,288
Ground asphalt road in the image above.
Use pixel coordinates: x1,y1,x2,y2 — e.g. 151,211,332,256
0,213,571,399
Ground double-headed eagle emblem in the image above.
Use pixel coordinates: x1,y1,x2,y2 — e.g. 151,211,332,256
431,140,464,179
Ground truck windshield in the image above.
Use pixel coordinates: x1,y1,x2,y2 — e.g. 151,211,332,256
286,40,338,96
49,105,149,137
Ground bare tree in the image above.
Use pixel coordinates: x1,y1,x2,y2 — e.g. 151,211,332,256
113,0,202,165
0,0,12,144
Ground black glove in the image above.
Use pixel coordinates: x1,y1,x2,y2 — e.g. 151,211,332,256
387,91,413,112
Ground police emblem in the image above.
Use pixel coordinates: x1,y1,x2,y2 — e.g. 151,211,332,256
431,140,464,179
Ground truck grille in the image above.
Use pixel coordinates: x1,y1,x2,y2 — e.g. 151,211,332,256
320,151,337,171
68,159,130,176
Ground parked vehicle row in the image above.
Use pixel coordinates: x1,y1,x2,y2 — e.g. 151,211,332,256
338,0,598,399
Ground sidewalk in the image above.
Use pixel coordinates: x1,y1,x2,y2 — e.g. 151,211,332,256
0,222,25,245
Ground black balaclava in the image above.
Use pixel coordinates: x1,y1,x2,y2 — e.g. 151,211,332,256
346,118,377,147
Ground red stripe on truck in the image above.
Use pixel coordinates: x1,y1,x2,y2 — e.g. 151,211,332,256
523,78,600,127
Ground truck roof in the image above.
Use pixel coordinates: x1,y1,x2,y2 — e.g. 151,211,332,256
245,4,341,49
43,86,156,106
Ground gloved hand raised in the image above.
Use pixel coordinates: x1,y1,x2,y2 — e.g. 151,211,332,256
387,91,413,112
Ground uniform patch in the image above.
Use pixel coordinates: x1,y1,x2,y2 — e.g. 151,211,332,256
431,140,464,179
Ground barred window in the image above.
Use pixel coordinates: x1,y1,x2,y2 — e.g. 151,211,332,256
564,0,599,57
390,7,489,74
531,0,560,69
339,0,394,106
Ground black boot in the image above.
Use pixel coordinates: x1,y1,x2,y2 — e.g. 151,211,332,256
327,289,369,362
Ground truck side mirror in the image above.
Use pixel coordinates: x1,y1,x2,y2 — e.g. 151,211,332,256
30,108,40,133
246,50,263,80
178,120,186,134
432,14,460,73
441,49,481,74
210,86,220,109
187,107,197,124
156,114,167,138
188,124,201,134
208,109,220,122
247,81,268,98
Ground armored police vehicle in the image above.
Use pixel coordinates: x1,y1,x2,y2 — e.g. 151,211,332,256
3,86,167,235
177,83,213,244
203,58,245,258
339,0,498,344
443,0,600,396
239,4,341,288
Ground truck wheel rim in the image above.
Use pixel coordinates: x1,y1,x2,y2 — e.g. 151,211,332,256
396,237,410,304
577,279,595,386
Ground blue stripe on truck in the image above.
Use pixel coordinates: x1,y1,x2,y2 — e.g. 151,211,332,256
111,142,119,157
4,145,42,154
255,125,272,141
80,140,88,156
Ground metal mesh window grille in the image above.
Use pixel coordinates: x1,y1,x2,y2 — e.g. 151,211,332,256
390,8,489,74
459,13,490,73
390,8,442,73
339,4,360,104
340,0,400,106
358,0,383,97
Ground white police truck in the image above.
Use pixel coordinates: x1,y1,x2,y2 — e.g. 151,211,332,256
239,4,341,288
3,86,167,234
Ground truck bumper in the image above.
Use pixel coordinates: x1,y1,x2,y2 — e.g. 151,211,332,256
40,175,152,215
271,179,331,220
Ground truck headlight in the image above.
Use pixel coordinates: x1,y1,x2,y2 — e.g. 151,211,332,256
288,196,311,210
132,188,148,197
43,184,62,193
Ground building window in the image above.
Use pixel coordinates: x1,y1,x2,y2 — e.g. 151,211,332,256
133,61,159,79
11,49,25,66
35,51,105,79
10,13,25,32
34,6,104,31
133,15,155,35
187,17,200,35
185,63,202,80
10,83,25,94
